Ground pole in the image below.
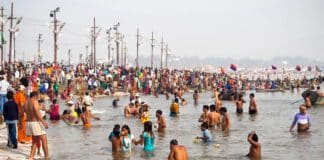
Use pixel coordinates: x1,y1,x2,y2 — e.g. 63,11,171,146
53,10,57,64
8,2,13,65
165,44,168,68
68,49,71,66
107,29,111,64
37,34,42,63
85,45,88,64
160,37,163,69
13,32,16,62
0,6,4,67
120,35,123,66
136,28,139,68
123,42,127,66
115,29,119,66
150,32,154,68
93,17,96,71
90,29,93,67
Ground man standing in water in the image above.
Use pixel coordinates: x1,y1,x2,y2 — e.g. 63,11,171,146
168,139,188,160
235,94,245,114
249,93,258,114
290,105,311,132
24,91,49,160
246,131,261,159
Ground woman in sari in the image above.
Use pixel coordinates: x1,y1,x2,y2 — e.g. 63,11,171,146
14,85,31,143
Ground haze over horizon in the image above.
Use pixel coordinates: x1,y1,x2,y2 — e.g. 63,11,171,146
0,0,323,63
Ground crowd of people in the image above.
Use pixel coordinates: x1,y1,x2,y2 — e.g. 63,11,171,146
0,61,322,160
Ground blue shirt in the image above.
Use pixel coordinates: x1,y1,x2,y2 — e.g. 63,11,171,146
202,129,212,142
142,132,154,151
3,100,18,121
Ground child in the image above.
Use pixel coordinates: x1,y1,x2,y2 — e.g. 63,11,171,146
181,98,187,106
140,104,150,123
193,90,199,105
196,122,212,143
155,110,166,132
121,125,135,152
134,121,155,152
49,99,60,121
246,131,261,159
220,107,230,132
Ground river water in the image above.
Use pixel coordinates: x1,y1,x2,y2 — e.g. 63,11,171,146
45,86,324,160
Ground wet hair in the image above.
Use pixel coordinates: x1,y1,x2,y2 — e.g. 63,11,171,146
201,122,209,129
170,139,178,145
122,125,131,135
113,124,120,132
252,133,258,142
250,93,255,98
85,92,89,96
306,93,311,97
220,107,227,113
156,110,162,115
38,99,45,103
53,99,57,104
30,91,39,98
144,121,153,133
203,105,209,111
210,104,216,111
6,90,14,99
175,98,179,103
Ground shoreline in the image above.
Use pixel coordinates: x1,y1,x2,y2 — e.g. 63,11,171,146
0,124,30,160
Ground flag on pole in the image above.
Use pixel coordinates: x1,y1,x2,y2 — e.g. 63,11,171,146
296,65,301,71
1,32,5,45
230,64,237,71
271,65,277,70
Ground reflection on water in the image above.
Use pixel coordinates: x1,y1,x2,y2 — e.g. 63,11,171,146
45,86,324,160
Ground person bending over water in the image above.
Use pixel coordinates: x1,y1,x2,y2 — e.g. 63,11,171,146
246,131,261,160
249,93,258,114
135,121,155,152
290,105,311,132
168,139,188,160
208,104,221,128
196,122,212,143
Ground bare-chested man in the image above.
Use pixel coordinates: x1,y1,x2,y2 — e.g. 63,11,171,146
249,93,258,114
208,104,221,128
215,94,222,112
198,105,209,123
246,131,261,160
168,139,188,160
24,91,49,160
124,102,137,118
80,104,100,129
220,107,230,132
235,94,246,114
156,110,166,132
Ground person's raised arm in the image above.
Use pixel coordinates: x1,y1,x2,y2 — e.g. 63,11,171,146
247,132,260,147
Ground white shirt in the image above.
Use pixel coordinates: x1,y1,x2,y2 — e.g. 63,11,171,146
0,79,10,95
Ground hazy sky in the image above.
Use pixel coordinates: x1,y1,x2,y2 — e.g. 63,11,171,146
0,0,323,63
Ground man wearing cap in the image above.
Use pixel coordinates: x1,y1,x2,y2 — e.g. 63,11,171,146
0,74,10,124
14,85,31,143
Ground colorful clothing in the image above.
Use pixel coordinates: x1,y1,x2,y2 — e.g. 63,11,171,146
142,132,154,151
14,91,31,143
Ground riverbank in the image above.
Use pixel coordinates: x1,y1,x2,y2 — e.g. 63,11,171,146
0,124,30,160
